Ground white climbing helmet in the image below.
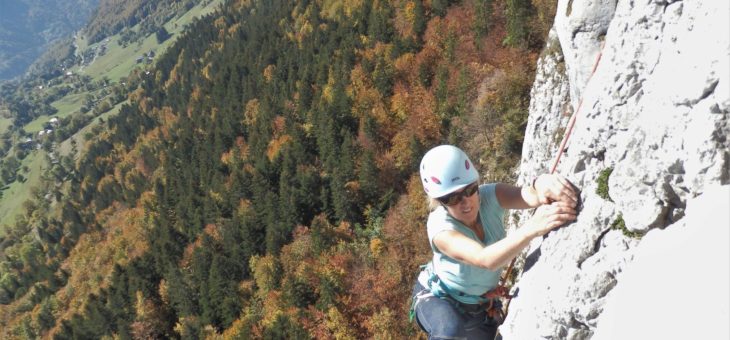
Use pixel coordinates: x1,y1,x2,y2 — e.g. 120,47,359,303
419,145,479,199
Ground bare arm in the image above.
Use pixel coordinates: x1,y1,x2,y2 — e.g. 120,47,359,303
495,183,539,209
434,228,533,270
496,174,579,209
433,200,577,271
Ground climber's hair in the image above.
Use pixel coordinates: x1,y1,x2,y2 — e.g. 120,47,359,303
428,197,441,211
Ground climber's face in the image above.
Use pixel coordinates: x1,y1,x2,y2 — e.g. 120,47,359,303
442,183,480,227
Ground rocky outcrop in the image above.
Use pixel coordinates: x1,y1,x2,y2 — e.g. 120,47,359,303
500,0,729,338
591,185,729,340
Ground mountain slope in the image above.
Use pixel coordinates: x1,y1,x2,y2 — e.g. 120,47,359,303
0,0,550,337
0,0,99,80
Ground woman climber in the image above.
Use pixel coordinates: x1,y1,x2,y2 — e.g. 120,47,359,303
411,145,578,339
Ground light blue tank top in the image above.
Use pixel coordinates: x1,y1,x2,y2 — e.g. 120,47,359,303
417,183,506,304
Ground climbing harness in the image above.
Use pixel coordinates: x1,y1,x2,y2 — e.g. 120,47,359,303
410,270,506,324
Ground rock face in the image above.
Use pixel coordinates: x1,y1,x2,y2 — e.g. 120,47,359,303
591,185,729,340
500,0,729,339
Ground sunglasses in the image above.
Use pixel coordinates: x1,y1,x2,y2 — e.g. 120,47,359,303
437,182,479,206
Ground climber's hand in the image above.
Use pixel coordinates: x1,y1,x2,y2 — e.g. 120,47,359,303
526,201,577,237
534,174,578,207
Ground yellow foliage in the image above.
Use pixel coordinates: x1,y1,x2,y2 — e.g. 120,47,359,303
344,180,359,193
134,291,147,318
403,1,417,24
263,64,276,83
250,255,280,296
230,0,253,12
174,316,204,339
279,227,314,275
50,204,149,333
405,174,430,220
369,238,384,257
202,326,223,339
220,150,233,166
202,63,214,81
138,97,152,114
393,0,417,38
260,290,284,329
227,22,241,35
139,190,156,210
243,99,260,126
159,279,170,306
237,199,253,217
222,314,253,339
388,88,409,122
214,17,227,29
319,0,364,20
325,307,356,340
365,307,399,340
321,69,337,104
209,190,224,205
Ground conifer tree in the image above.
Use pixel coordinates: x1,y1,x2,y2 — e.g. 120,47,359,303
504,0,532,47
474,0,493,40
358,149,380,205
368,0,394,43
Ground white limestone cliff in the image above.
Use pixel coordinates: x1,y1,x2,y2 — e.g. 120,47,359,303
500,0,730,338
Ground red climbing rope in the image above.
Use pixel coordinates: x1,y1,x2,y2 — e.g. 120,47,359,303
493,42,606,334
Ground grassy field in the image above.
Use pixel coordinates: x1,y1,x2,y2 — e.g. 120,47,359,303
0,150,47,233
0,116,11,134
57,100,128,156
51,92,87,116
80,0,223,82
23,92,87,133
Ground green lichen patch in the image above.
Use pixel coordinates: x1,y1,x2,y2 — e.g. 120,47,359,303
596,168,613,201
611,214,642,239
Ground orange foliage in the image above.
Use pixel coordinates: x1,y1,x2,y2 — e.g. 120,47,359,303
203,223,222,242
272,115,287,134
341,176,430,338
392,52,417,85
48,203,149,336
222,136,250,166
349,63,395,145
266,134,292,161
387,84,440,170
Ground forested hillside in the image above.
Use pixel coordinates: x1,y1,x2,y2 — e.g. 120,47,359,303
0,0,554,337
